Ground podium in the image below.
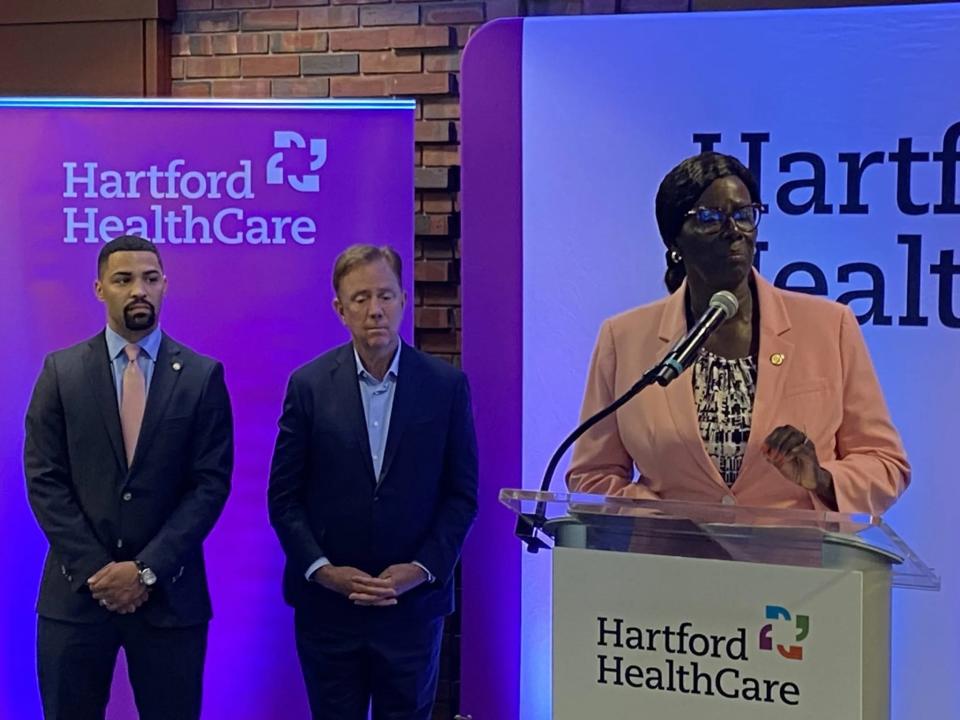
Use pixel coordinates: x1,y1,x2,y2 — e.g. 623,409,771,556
501,490,938,720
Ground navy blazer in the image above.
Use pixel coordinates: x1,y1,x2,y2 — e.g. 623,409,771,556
268,342,479,625
24,331,233,627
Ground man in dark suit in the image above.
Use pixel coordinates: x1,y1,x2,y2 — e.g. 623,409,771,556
269,244,478,720
24,235,233,720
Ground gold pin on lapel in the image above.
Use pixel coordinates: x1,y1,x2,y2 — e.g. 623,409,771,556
770,353,785,366
172,361,182,372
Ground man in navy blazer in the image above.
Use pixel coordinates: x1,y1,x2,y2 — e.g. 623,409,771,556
268,244,478,719
24,235,233,720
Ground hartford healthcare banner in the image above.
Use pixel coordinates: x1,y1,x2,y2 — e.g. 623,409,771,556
517,7,959,718
0,98,414,718
458,4,960,718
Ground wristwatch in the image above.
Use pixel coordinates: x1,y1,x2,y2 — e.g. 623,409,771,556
135,561,158,588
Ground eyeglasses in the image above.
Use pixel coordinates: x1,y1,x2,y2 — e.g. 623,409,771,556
684,203,764,233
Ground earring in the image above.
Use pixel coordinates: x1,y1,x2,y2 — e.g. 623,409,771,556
669,248,682,264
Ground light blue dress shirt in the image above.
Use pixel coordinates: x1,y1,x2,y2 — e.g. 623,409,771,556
355,343,401,481
305,344,433,583
104,325,162,406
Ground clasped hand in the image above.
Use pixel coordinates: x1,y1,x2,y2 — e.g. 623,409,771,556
88,561,149,614
312,563,427,607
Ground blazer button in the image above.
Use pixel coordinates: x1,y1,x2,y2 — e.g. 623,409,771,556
122,492,132,501
721,495,736,506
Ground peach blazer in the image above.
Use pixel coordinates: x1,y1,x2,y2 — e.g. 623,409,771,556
566,271,909,515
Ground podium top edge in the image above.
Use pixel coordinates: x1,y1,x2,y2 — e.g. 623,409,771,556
498,488,883,525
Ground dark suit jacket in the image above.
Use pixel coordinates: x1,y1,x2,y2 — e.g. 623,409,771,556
24,331,233,627
268,342,478,626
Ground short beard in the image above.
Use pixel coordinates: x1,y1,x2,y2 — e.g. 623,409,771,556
123,305,156,332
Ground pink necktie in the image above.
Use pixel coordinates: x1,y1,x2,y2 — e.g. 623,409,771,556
120,344,146,466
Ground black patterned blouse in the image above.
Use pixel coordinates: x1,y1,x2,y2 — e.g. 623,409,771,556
692,350,758,488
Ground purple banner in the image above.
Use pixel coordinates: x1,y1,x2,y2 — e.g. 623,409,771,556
0,98,414,719
461,19,524,720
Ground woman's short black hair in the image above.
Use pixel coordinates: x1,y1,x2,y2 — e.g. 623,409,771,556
654,152,761,292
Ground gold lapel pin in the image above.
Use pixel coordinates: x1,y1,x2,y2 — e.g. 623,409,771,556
770,353,785,366
172,361,182,372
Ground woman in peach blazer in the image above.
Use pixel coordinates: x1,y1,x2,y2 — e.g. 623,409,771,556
566,153,909,516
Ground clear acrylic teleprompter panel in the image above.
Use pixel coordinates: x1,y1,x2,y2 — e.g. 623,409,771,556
501,489,939,590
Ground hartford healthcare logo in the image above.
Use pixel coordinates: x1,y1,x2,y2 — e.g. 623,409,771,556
266,131,327,192
594,608,810,707
61,131,327,245
759,604,809,661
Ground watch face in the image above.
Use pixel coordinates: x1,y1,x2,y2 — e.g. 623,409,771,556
140,567,158,587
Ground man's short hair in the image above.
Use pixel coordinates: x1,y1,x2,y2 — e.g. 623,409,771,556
332,244,402,294
97,235,163,277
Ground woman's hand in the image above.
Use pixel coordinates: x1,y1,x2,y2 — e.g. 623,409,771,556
762,425,837,510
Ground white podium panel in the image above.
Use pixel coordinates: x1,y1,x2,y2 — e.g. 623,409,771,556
553,547,887,719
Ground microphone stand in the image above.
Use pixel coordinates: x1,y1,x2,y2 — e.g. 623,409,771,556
515,365,663,553
515,292,738,552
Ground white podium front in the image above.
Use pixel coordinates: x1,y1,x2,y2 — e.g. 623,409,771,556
501,491,938,720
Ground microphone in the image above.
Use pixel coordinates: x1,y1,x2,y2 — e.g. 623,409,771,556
653,290,739,387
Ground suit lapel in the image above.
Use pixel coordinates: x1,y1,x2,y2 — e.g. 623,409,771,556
331,345,377,484
378,343,418,485
82,332,126,473
738,273,794,483
127,334,182,477
657,288,727,488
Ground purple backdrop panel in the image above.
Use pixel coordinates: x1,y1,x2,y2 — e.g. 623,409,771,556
461,19,524,720
0,98,414,720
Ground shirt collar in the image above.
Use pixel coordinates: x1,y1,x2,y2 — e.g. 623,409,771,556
353,342,401,383
105,325,162,362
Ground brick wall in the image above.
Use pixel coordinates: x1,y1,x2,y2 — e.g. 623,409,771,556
171,0,887,365
171,0,502,373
